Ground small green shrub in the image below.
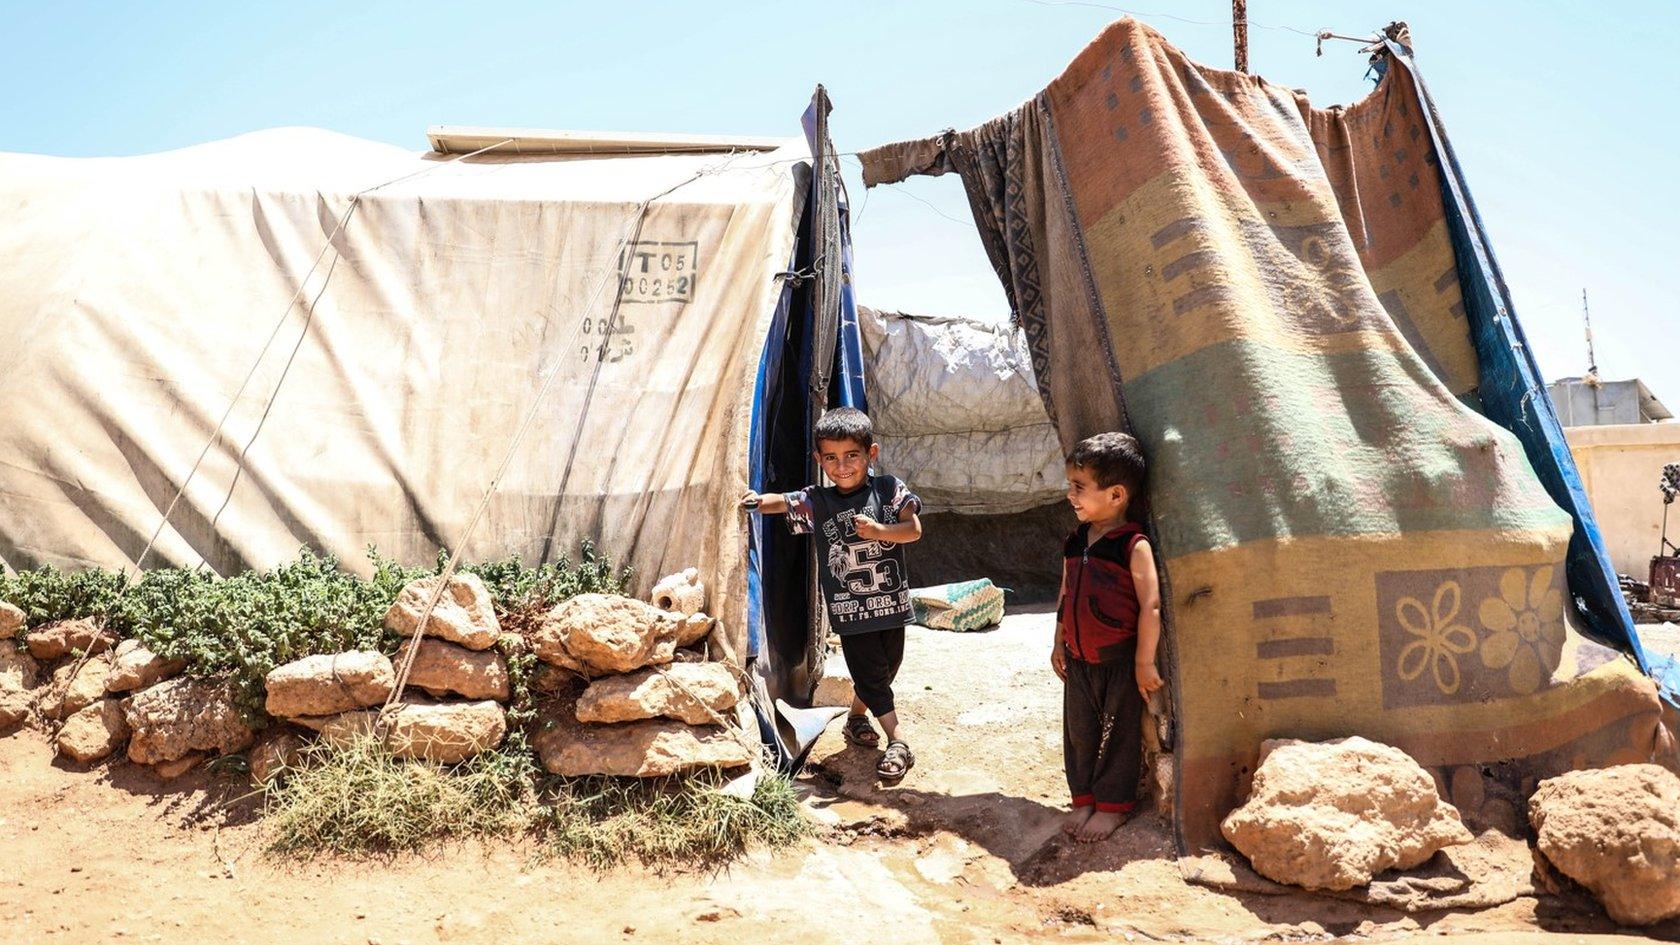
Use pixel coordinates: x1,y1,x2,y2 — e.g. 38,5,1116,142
125,550,410,717
0,565,131,632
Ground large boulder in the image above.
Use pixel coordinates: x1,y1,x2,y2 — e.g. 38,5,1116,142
533,706,753,777
384,574,500,651
530,594,681,675
650,567,706,617
263,651,394,718
25,618,117,660
57,698,130,762
395,638,509,701
0,600,24,639
0,640,40,727
39,652,115,720
104,639,185,693
124,678,254,765
1530,764,1680,926
576,662,741,726
1221,737,1473,891
312,699,507,764
811,650,855,708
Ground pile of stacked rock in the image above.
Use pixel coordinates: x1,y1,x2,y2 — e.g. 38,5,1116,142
529,568,753,777
0,566,756,784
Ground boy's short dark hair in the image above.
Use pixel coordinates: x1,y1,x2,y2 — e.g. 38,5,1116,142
814,407,873,450
1067,431,1146,493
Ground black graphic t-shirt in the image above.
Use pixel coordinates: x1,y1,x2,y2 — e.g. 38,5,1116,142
784,474,921,636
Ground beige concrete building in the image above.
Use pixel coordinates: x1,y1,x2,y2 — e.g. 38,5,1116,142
1565,423,1680,577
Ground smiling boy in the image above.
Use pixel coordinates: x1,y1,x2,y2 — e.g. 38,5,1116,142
1054,431,1163,842
741,407,924,781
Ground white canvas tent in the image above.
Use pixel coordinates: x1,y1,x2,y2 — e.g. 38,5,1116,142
0,125,818,664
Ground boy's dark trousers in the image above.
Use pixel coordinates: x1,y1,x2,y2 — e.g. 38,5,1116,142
1063,639,1144,812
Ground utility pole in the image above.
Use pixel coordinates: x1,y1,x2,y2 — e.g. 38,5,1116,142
1233,0,1249,71
1581,288,1599,381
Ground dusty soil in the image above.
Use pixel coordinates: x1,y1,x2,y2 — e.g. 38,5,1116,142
1,607,1673,944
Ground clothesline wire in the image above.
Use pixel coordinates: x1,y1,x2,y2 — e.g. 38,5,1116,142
1018,0,1352,41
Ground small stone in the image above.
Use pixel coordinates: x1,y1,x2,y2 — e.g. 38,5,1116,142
0,600,25,639
264,651,394,718
153,752,204,780
25,618,117,661
673,613,714,648
394,638,509,701
104,640,185,693
0,640,41,728
39,653,115,720
650,568,705,616
1220,736,1472,891
249,728,308,784
384,574,501,651
1530,764,1680,926
576,662,742,725
812,651,854,708
56,699,130,762
124,678,253,765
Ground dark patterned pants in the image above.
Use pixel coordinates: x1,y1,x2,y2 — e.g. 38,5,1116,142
1063,641,1143,812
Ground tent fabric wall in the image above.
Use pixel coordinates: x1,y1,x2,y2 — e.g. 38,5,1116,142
0,128,809,660
861,19,1674,850
858,307,1064,515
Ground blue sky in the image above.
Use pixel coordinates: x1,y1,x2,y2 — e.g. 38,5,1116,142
5,1,1675,403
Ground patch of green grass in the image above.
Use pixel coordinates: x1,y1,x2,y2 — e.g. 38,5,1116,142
262,735,810,866
536,768,812,869
262,734,536,856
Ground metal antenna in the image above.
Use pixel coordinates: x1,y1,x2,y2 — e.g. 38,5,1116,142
1582,288,1599,381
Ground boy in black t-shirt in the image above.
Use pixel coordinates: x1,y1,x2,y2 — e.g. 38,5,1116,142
742,407,923,781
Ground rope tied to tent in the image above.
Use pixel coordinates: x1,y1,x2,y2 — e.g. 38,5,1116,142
382,153,757,719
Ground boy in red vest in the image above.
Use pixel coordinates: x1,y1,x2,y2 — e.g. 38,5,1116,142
1052,431,1163,842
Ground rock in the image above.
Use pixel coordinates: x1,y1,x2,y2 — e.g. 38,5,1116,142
576,662,742,726
532,662,585,692
1529,764,1680,926
0,600,24,639
650,567,705,616
674,613,714,648
104,639,185,693
124,678,254,765
533,706,753,777
812,650,854,708
395,638,509,701
530,594,680,675
263,651,394,718
39,653,115,720
249,728,308,784
153,752,205,780
56,698,130,762
316,699,507,764
384,574,500,651
1220,737,1473,891
0,640,40,727
25,618,117,660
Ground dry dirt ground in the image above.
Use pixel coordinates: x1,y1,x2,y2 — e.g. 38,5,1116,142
1,606,1674,945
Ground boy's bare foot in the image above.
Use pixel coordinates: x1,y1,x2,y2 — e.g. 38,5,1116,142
1076,809,1128,842
1062,806,1094,837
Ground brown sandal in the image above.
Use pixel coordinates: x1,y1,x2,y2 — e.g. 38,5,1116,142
877,740,915,781
843,713,879,748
